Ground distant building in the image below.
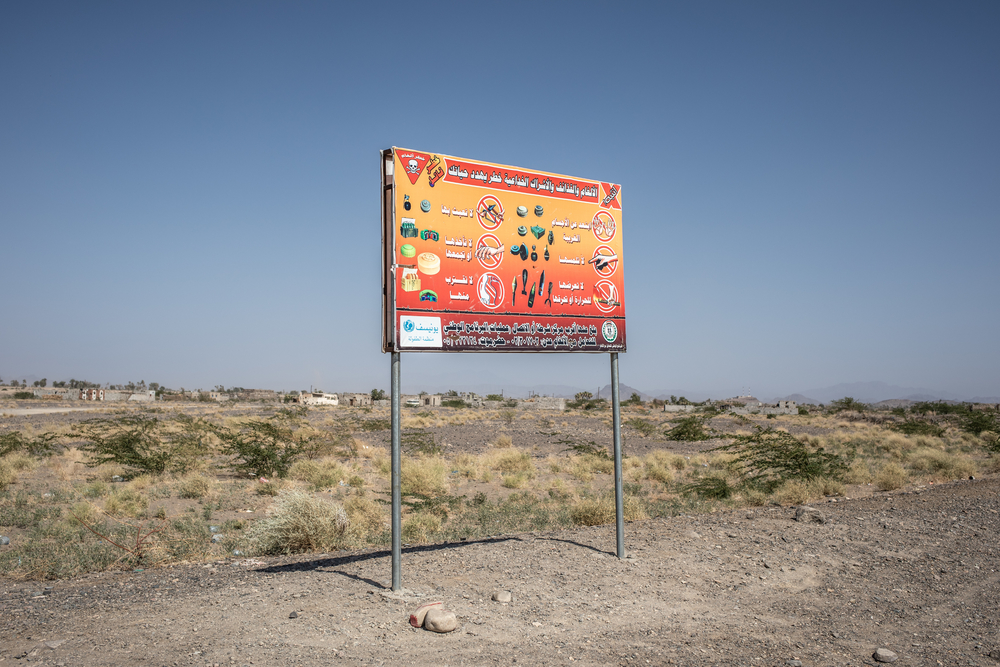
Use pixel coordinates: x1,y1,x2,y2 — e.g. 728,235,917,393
298,391,339,406
345,394,372,407
729,399,797,416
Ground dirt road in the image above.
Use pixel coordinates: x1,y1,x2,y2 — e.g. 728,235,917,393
2,477,998,666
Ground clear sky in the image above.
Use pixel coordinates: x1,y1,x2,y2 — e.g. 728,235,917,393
2,1,998,399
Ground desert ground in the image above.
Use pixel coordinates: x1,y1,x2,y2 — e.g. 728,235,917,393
1,399,999,666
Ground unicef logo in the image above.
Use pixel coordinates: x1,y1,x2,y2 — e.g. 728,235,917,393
601,320,618,342
403,319,415,333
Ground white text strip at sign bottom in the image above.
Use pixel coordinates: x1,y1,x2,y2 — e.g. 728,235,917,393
399,315,443,348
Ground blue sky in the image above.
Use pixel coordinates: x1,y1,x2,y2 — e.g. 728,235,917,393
2,1,998,399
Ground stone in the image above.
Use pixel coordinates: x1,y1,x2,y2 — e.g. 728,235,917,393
209,526,220,533
794,506,826,524
289,611,299,619
211,534,225,543
43,640,68,649
423,608,458,633
786,661,802,667
111,476,123,483
409,601,443,628
491,591,512,603
873,648,898,663
0,536,10,546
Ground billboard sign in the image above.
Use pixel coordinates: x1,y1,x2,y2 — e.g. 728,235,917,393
382,148,625,352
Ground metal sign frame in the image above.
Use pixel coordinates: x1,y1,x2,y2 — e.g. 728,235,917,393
380,148,626,591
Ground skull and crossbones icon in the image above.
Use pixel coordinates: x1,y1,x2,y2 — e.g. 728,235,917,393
406,159,421,174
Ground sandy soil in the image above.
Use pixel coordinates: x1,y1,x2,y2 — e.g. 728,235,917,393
2,476,998,667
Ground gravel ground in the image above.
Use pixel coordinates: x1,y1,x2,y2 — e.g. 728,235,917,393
2,477,998,666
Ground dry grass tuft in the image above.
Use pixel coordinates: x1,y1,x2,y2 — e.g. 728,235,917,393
289,459,348,489
177,474,213,499
570,495,647,526
907,448,977,480
402,512,441,543
344,494,387,544
103,487,149,517
243,490,349,555
490,434,513,449
875,462,908,491
401,456,449,496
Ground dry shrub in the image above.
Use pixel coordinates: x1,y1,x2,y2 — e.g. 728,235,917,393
4,453,37,472
546,456,566,473
501,471,534,489
71,501,99,524
490,434,513,449
490,448,534,473
401,456,448,496
103,487,149,517
770,479,823,506
570,495,647,527
373,454,392,480
907,448,977,480
402,512,441,543
244,490,348,555
177,474,213,499
126,474,156,491
50,448,86,481
643,451,683,485
875,462,908,491
0,459,16,491
256,480,282,496
548,478,573,500
453,453,486,480
94,464,127,482
289,459,348,489
569,454,613,482
344,494,386,544
843,459,873,485
986,456,1000,474
739,488,767,506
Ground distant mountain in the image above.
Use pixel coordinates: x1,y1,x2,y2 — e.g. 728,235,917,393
795,382,964,404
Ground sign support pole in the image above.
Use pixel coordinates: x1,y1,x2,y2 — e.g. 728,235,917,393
391,351,401,591
611,352,624,558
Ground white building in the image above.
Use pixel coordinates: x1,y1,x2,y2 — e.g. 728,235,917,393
299,391,339,406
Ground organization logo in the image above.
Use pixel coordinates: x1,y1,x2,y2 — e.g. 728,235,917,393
403,319,415,333
601,320,618,343
599,182,622,210
398,151,429,185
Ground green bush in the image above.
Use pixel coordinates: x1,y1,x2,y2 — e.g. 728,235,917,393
73,413,204,477
892,420,946,437
960,410,998,436
0,431,60,457
13,391,35,399
209,419,310,479
664,415,712,442
828,397,866,413
626,419,657,437
703,424,850,494
441,399,469,408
